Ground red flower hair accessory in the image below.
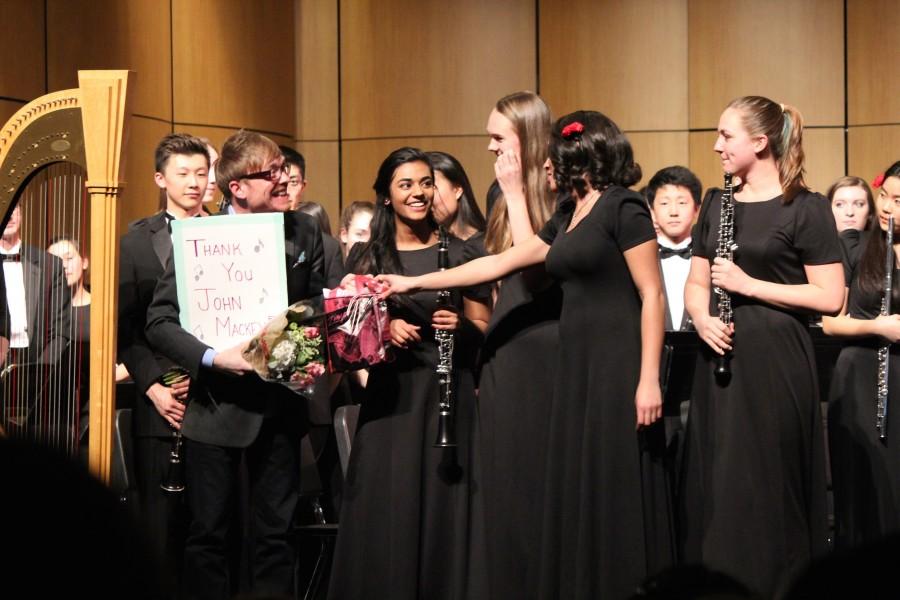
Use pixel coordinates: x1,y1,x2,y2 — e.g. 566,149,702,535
873,173,886,188
561,121,585,139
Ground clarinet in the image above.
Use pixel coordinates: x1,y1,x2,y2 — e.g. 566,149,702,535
876,215,894,441
434,227,456,448
160,366,190,493
714,173,737,381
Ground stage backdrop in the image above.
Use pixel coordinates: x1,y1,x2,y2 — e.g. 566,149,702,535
1,0,896,229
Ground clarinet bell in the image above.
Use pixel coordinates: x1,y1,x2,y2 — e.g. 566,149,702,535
160,436,186,493
434,408,457,448
160,454,185,493
714,353,732,384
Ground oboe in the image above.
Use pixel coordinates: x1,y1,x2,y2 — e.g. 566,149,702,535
434,227,456,448
876,215,894,441
714,173,737,381
160,366,190,493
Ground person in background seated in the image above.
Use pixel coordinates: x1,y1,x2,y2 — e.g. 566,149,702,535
297,201,344,288
338,200,374,259
828,175,875,233
280,145,307,211
646,166,703,331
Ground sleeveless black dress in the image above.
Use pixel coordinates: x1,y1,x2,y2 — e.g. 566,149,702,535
679,189,841,596
328,238,486,600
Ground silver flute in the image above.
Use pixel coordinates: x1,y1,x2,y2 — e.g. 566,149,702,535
434,227,456,447
714,172,736,381
876,215,894,441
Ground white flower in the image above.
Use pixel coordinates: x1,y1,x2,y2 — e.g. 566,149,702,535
268,339,297,372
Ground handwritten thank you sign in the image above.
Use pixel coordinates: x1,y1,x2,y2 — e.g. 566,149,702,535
171,213,288,350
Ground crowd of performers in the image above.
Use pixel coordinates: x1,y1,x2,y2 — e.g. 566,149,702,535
1,90,899,600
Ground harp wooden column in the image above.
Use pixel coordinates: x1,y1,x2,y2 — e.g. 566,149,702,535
0,71,132,479
80,71,133,483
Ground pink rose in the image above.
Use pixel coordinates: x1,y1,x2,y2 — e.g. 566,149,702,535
290,371,314,387
304,326,320,339
305,361,326,378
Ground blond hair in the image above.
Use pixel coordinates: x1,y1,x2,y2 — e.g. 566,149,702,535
484,91,554,254
216,130,281,196
727,96,807,203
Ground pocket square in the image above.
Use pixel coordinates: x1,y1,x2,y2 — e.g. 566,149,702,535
292,251,307,268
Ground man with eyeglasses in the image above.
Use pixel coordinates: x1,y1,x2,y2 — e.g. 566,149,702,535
146,130,327,599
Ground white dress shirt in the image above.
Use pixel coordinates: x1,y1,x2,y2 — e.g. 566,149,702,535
2,242,29,348
658,236,692,330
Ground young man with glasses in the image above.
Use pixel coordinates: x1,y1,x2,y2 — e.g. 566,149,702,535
146,130,327,599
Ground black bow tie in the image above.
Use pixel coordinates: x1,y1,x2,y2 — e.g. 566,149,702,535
1,253,20,262
659,245,691,260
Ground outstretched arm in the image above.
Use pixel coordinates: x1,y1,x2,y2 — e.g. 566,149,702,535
378,233,550,296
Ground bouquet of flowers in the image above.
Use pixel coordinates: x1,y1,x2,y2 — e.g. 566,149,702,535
243,301,327,394
324,275,393,372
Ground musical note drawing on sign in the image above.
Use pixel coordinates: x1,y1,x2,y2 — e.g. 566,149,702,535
254,239,265,253
193,325,205,340
259,288,269,304
194,265,204,281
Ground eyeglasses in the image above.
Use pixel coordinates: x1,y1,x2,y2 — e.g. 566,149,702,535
243,162,289,182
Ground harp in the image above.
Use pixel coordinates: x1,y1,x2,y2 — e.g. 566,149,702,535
0,71,132,483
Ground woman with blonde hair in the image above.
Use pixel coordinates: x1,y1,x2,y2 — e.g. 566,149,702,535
680,96,844,596
478,91,563,599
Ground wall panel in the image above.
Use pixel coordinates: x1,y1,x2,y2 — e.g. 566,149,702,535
847,0,900,125
47,0,172,121
540,0,688,131
803,129,845,194
0,0,45,101
295,0,339,141
688,0,843,128
172,0,295,136
340,0,535,139
296,141,340,228
628,132,690,189
342,137,496,213
0,100,26,129
848,126,900,183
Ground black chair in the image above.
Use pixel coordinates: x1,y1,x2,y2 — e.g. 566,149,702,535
109,408,135,504
294,404,360,600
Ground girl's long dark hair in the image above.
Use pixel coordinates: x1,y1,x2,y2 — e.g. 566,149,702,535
427,151,486,236
857,161,900,296
345,147,435,275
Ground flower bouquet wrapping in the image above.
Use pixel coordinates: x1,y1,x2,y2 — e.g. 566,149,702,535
324,275,393,372
243,301,327,394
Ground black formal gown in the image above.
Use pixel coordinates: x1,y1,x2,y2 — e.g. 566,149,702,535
328,239,487,600
478,268,561,599
828,230,900,549
679,189,841,597
536,186,674,599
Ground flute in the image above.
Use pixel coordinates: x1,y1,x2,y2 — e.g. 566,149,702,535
876,215,894,441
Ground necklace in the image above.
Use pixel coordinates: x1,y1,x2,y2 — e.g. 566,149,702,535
571,189,602,224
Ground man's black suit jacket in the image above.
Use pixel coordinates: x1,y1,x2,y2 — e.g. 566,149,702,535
18,245,70,364
118,211,181,437
145,210,327,447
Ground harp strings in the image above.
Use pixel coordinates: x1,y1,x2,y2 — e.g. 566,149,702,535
2,162,87,455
